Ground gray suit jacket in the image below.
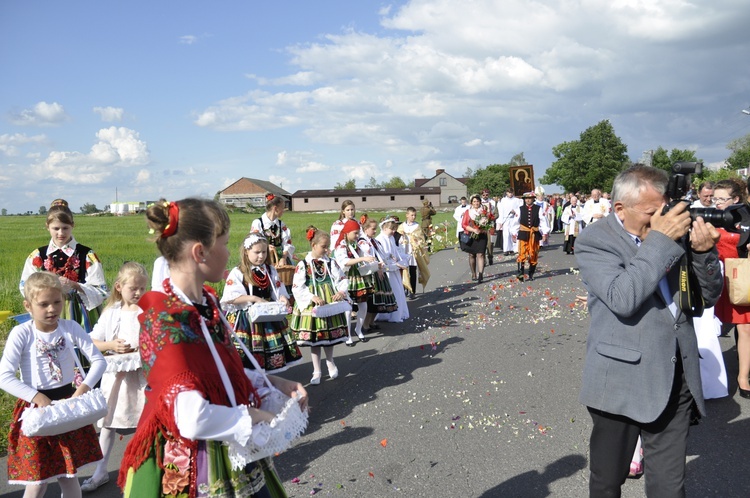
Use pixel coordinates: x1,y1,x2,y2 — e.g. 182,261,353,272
576,213,723,423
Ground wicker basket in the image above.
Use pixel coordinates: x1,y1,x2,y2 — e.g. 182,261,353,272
276,265,295,286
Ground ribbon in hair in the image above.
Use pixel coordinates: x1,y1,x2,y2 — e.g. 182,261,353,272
266,193,275,201
306,228,316,241
161,201,180,238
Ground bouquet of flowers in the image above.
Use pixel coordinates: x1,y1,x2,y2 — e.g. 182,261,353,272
471,207,496,238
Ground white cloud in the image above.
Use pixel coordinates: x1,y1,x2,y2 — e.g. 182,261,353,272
93,106,124,122
268,175,290,189
0,133,46,156
134,169,151,185
276,150,288,166
180,35,198,45
32,127,150,184
296,161,330,173
10,102,68,126
341,161,380,181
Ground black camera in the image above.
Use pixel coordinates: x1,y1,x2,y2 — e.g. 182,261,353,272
664,161,741,231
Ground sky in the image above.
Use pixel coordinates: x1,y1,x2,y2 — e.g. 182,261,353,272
2,0,750,214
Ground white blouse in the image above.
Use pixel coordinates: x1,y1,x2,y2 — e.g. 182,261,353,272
0,319,106,402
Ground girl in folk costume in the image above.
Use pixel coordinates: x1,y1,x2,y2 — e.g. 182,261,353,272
0,272,106,496
561,195,584,255
358,215,398,331
329,199,358,252
398,207,431,297
20,199,109,332
221,233,303,373
333,219,376,343
375,216,410,323
250,194,295,267
83,262,150,492
290,227,350,384
120,198,308,498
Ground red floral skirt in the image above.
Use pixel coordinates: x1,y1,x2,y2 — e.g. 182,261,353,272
7,398,103,484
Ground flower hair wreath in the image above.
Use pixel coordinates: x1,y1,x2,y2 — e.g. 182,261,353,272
244,232,268,249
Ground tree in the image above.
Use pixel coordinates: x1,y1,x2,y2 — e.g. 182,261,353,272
2,208,7,216
382,176,407,189
695,165,743,187
365,176,379,188
465,163,511,196
726,133,750,171
540,120,629,193
649,147,699,172
80,203,99,214
334,179,356,190
38,206,47,215
509,152,527,166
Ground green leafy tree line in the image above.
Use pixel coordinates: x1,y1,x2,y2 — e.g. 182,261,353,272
334,176,412,190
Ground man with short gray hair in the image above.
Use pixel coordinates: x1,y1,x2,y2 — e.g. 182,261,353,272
576,165,723,497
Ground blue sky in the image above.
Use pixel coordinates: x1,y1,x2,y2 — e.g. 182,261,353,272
2,0,750,214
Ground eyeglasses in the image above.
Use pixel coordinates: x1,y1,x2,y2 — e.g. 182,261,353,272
711,197,734,204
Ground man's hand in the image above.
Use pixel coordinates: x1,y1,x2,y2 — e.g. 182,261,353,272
649,202,692,241
690,217,720,252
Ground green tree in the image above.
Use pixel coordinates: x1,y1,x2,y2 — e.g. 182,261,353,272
695,166,744,187
540,120,630,193
726,133,750,171
365,176,379,188
465,163,511,196
334,179,356,190
382,176,407,189
649,147,700,172
80,203,99,214
38,206,47,215
1,208,6,216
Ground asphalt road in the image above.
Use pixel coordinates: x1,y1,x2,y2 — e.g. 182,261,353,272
2,233,749,497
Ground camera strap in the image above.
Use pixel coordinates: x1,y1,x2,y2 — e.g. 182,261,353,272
677,246,705,318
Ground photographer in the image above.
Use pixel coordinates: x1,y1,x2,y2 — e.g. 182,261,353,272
576,165,723,497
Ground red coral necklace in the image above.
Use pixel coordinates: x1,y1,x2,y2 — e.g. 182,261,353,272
251,266,271,289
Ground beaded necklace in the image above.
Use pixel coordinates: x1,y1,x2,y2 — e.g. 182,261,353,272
162,279,221,328
312,259,328,282
250,265,271,289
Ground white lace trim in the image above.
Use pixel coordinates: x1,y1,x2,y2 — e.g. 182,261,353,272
20,388,108,437
226,391,309,470
104,351,142,373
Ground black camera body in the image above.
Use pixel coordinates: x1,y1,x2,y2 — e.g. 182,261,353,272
663,161,740,231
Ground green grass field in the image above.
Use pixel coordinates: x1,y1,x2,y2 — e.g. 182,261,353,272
0,208,457,453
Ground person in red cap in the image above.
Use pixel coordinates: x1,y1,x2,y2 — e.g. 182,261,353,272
333,219,376,342
514,192,550,281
